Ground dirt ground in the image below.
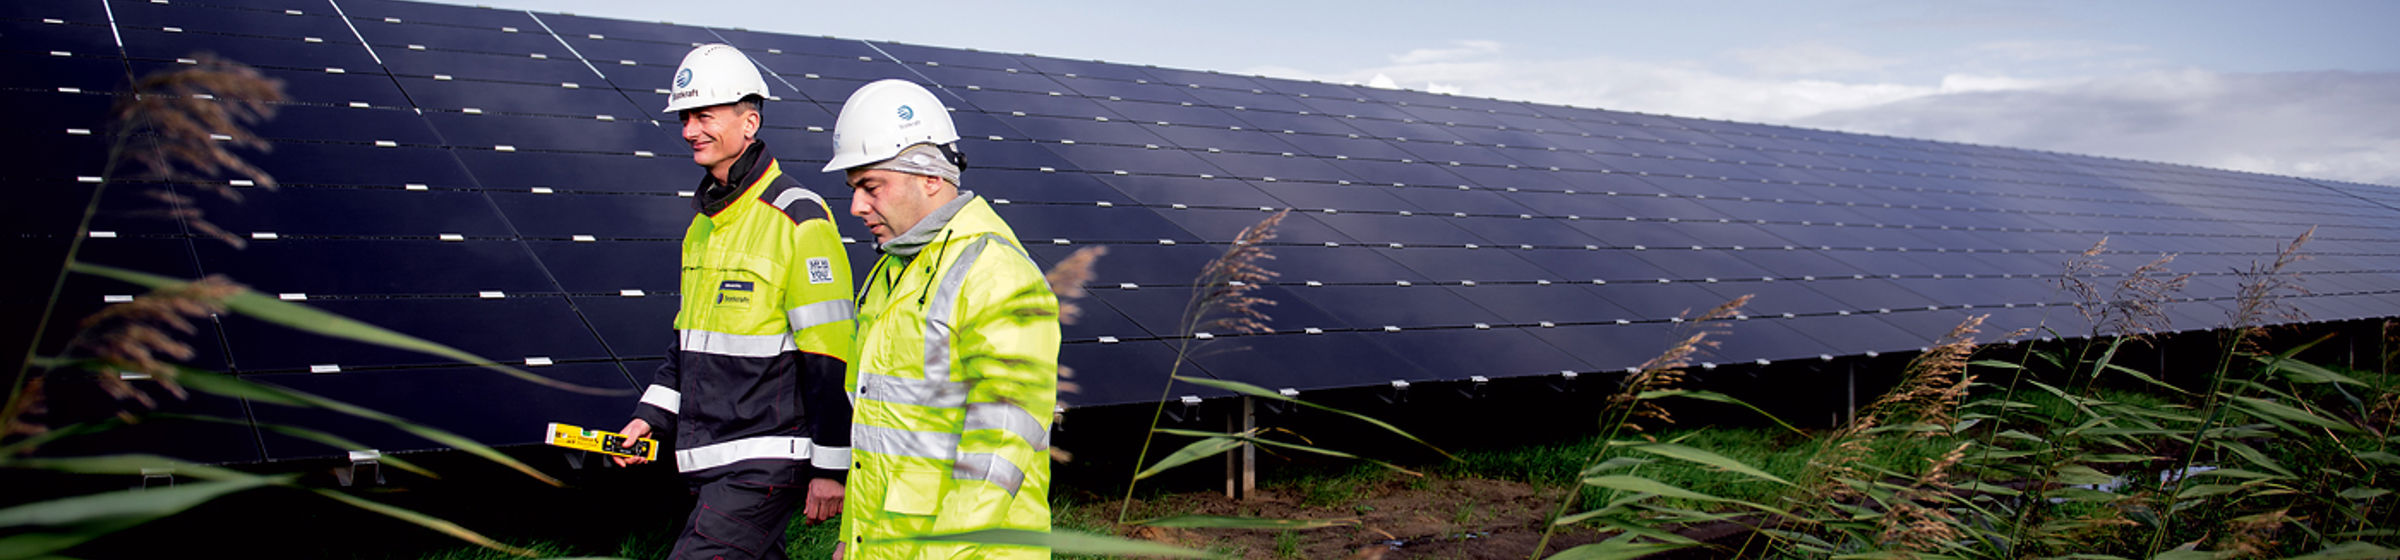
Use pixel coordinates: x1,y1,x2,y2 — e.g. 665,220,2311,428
1109,477,1610,559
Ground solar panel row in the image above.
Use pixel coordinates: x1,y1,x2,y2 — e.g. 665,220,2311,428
6,0,2397,466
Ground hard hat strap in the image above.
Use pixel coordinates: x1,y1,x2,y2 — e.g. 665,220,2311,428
935,142,968,170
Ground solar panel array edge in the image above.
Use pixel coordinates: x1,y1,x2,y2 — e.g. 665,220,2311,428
8,0,2400,465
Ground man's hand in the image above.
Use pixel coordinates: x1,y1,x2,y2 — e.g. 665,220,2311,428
832,541,846,560
803,477,844,524
613,419,652,467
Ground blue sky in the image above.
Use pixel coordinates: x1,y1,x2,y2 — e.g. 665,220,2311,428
450,0,2400,185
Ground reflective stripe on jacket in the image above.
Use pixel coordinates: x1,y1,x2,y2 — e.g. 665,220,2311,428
843,194,1059,559
632,140,856,478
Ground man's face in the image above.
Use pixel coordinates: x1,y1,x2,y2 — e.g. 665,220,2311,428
679,103,756,177
847,169,941,243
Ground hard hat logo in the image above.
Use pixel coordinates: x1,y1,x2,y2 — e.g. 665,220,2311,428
822,79,961,173
660,44,768,114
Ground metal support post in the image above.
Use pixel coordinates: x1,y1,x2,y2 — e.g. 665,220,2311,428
1844,362,1857,427
1225,396,1255,500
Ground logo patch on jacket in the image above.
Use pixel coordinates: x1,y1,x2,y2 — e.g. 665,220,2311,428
716,280,753,305
807,257,834,284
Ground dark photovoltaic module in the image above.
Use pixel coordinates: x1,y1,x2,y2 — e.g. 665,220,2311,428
7,0,2396,464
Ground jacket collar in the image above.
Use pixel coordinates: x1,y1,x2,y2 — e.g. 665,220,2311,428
694,139,771,216
878,190,976,258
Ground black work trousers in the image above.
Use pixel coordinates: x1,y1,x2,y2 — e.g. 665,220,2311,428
670,462,803,560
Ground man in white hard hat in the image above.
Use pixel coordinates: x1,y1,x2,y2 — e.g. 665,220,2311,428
823,79,1059,559
616,43,856,560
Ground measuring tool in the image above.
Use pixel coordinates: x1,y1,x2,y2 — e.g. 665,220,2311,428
543,422,658,461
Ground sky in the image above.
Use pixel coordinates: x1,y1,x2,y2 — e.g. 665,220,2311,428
452,0,2400,186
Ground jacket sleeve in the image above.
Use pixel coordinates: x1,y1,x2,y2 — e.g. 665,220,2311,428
785,205,857,482
937,240,1060,522
632,341,681,435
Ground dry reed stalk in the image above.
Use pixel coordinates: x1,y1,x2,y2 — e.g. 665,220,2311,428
2,378,44,440
114,53,287,248
2057,238,2192,340
2219,509,2297,559
1610,295,1750,433
1808,315,1991,501
1119,210,1288,522
2228,227,2313,351
1041,246,1105,463
1045,246,1107,328
1187,210,1285,339
1880,315,1990,429
7,56,283,439
1876,441,1971,554
72,276,243,410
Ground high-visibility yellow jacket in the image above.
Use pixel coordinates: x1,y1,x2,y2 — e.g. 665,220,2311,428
632,140,856,480
843,192,1058,559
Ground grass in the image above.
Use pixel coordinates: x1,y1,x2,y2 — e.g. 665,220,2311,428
410,513,838,560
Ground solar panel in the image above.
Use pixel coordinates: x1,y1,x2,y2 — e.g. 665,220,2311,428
13,0,2400,466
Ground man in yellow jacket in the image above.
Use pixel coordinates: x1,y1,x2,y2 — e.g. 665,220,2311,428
822,79,1059,559
616,45,855,560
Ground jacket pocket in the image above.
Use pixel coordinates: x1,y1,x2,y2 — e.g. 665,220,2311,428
694,250,787,334
882,465,945,516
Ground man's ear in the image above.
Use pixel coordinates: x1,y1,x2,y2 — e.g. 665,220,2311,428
742,110,761,141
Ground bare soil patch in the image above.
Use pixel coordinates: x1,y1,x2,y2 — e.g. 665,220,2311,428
1100,476,1610,559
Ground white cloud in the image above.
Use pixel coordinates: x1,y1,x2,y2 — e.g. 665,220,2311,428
1245,40,2399,186
1969,39,2149,63
1389,40,1503,65
1729,41,1904,77
1244,46,1990,123
1796,70,2400,185
1938,73,2048,93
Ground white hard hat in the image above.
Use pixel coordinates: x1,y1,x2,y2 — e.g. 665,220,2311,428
822,79,960,173
662,44,769,114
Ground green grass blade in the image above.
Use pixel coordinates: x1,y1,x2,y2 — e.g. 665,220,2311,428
0,415,127,458
1173,375,1457,461
1133,432,1244,480
2230,396,2357,433
2253,354,2368,387
2053,465,2115,486
1128,514,1356,529
1625,441,1794,487
308,489,530,556
175,367,561,486
1579,475,1797,519
0,477,280,560
4,454,259,481
1582,475,1722,503
2336,487,2389,500
1549,535,1696,560
71,263,625,397
2212,440,2297,478
2031,349,2067,370
875,528,1215,558
0,475,282,530
1597,519,1703,545
1583,456,1655,476
2101,363,2192,395
1632,389,1805,435
1967,359,2025,370
2282,541,2400,559
2356,451,2400,466
1152,428,1422,476
147,413,436,479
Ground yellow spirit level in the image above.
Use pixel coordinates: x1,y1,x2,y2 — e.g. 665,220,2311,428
543,422,657,461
